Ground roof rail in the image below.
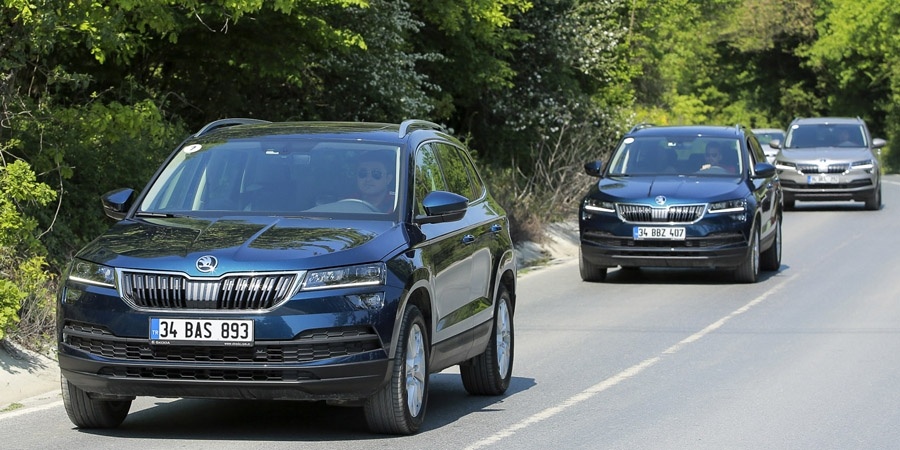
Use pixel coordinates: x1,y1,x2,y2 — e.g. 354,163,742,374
398,119,447,138
193,118,271,137
628,122,654,134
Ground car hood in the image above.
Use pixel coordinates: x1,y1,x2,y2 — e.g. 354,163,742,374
595,175,745,203
77,216,408,275
779,147,874,163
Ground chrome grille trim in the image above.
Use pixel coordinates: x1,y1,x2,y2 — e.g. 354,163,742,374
796,163,849,174
118,270,304,312
616,203,706,224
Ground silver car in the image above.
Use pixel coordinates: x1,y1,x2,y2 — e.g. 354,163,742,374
770,117,885,210
752,128,785,163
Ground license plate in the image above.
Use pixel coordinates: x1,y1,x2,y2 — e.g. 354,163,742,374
808,175,839,184
150,318,254,346
633,226,686,240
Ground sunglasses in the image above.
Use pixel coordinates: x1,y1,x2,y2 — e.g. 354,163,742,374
357,169,384,180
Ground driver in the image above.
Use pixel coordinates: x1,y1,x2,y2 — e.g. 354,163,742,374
353,151,396,212
700,142,736,173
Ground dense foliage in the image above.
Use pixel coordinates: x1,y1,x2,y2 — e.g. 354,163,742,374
2,0,898,345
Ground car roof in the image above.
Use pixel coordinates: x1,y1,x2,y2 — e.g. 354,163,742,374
752,128,784,133
790,117,863,126
628,125,747,139
186,119,456,146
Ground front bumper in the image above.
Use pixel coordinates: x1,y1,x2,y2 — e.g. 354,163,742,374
579,210,752,269
779,172,876,201
57,281,399,401
580,231,750,269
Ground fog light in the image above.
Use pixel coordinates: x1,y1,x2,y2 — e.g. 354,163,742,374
64,287,84,303
346,292,384,310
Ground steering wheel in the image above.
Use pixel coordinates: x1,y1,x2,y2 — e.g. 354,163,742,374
698,165,729,174
336,198,380,212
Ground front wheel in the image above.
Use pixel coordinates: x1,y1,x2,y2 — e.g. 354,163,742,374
864,184,882,210
579,247,607,282
61,375,131,428
461,286,514,395
760,214,782,271
734,227,760,283
364,305,429,435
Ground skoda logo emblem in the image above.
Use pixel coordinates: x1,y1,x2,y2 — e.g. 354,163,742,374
655,195,667,206
196,255,218,273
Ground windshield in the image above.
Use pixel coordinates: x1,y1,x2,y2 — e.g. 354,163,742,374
754,132,784,145
784,124,866,149
607,136,743,176
139,138,401,219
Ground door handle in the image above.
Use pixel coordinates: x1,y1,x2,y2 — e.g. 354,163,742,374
490,224,503,233
462,234,476,244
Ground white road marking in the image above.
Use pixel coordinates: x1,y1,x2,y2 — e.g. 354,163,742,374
465,275,796,450
0,400,62,420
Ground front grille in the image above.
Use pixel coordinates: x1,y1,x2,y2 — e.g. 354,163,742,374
796,163,849,174
617,203,706,223
120,271,300,310
62,322,381,364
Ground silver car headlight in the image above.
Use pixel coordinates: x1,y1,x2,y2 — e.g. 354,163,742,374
66,260,116,288
851,159,875,170
775,161,797,171
302,263,386,290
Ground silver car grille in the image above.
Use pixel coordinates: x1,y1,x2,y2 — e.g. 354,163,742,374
616,204,706,223
119,271,301,311
796,163,849,174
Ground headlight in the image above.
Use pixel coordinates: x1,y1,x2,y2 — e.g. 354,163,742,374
67,260,116,288
708,199,747,214
583,199,615,213
303,263,386,290
775,161,797,171
851,159,875,170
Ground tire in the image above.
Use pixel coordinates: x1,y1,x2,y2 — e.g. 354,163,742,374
760,214,782,271
783,195,795,210
364,305,429,435
461,286,514,395
734,226,760,283
579,247,607,282
61,375,131,428
865,184,882,210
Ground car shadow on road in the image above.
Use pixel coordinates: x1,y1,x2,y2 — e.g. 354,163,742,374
600,265,788,285
786,201,875,212
73,373,537,441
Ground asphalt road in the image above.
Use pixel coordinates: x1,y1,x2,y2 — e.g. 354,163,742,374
4,175,900,449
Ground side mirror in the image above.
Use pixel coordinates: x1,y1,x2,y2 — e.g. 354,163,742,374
584,161,604,177
416,191,468,224
752,162,776,179
768,139,781,150
873,138,887,149
101,188,136,221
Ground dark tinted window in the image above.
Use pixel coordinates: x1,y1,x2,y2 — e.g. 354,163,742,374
434,143,476,201
414,144,447,216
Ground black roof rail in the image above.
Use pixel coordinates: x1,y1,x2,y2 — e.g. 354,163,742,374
628,122,654,134
398,119,447,138
193,118,271,137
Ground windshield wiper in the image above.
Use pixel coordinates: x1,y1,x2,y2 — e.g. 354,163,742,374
134,211,183,218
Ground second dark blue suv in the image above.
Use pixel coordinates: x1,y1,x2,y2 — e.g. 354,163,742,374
57,119,516,434
579,124,783,283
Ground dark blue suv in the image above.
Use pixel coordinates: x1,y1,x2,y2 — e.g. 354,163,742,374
57,119,516,434
579,124,783,283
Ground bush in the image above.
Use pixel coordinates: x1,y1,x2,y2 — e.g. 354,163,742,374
0,160,57,343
